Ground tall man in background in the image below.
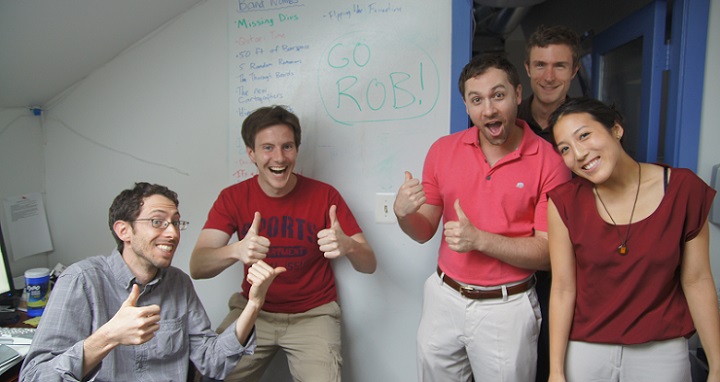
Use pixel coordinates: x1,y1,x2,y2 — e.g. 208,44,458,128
191,106,376,382
394,54,571,381
519,25,581,140
518,24,582,382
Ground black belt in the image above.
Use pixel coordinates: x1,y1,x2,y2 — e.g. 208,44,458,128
437,267,536,299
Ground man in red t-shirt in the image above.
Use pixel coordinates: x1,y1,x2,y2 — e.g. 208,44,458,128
191,106,376,382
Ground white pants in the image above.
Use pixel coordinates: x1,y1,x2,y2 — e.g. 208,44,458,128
565,337,691,382
416,272,541,382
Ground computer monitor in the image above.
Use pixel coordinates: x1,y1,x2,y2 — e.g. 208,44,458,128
0,221,16,303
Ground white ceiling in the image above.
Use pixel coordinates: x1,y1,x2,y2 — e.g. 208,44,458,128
0,0,204,108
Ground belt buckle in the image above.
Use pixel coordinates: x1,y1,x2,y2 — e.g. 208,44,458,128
460,285,476,294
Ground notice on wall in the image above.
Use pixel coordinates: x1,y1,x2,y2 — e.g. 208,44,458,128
2,192,54,260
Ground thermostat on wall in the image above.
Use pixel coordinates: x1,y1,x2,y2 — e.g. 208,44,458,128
711,163,720,225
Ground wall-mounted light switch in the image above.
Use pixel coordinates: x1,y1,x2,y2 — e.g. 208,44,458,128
375,193,396,224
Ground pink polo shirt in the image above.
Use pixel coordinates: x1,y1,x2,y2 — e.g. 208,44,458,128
422,120,570,286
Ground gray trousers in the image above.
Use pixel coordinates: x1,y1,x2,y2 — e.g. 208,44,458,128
565,337,691,382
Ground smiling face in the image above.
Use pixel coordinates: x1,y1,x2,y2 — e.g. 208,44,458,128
248,124,298,197
553,112,624,184
114,194,181,282
463,67,523,148
525,44,578,108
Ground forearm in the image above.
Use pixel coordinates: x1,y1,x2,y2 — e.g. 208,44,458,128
683,278,720,377
22,340,89,382
397,213,437,243
473,232,550,271
190,245,240,279
344,239,377,274
234,299,262,344
82,327,118,378
548,286,576,377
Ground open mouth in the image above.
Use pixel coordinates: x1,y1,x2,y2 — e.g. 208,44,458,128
269,166,287,175
485,121,503,137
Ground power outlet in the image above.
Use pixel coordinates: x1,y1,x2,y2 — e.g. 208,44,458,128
375,193,396,224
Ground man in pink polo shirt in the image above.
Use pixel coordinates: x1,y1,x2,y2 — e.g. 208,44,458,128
394,53,571,381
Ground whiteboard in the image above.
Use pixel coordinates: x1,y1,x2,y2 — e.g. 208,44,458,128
227,0,455,185
223,2,469,379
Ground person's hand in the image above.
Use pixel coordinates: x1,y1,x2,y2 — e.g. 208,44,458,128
246,260,285,305
236,211,270,265
443,199,479,253
317,205,352,259
103,284,161,346
394,171,426,218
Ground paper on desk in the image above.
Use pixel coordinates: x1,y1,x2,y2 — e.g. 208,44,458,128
2,192,53,259
23,316,40,327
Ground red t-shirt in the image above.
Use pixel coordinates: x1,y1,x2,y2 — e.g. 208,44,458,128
202,175,362,313
549,167,716,344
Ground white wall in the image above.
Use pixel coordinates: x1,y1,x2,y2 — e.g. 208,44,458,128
698,0,720,287
18,1,439,381
0,108,50,278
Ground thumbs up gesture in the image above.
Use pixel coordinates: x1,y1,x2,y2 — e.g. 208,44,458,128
443,199,478,253
394,171,426,218
104,284,161,346
317,205,351,259
237,211,270,265
246,260,286,306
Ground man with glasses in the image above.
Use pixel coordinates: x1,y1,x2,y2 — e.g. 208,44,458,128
21,182,284,381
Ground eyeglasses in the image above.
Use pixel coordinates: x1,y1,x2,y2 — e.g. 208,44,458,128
134,218,190,231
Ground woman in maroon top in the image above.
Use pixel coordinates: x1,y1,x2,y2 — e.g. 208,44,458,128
545,97,720,382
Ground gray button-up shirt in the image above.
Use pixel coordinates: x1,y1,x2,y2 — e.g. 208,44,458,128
20,250,254,381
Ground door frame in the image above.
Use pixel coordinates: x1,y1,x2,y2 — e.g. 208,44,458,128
592,0,711,170
591,0,667,163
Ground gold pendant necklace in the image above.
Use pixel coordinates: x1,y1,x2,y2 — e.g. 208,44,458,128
594,162,641,255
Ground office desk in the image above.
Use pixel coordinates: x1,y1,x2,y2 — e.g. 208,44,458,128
0,360,21,382
0,311,34,382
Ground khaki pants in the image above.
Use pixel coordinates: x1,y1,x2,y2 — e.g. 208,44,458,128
216,293,343,382
416,272,541,382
